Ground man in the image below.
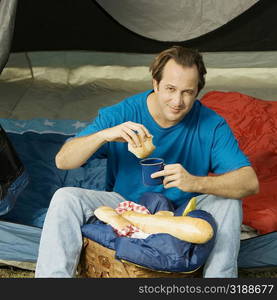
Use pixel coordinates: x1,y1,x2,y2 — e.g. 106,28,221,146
35,46,259,278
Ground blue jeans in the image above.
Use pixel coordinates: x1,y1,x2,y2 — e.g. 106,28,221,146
35,188,242,278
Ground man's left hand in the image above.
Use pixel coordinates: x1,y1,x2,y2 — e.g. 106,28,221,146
151,164,196,192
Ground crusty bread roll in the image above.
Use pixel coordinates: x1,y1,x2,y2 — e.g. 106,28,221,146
121,211,214,244
154,211,174,217
128,135,155,159
94,206,132,231
95,206,214,244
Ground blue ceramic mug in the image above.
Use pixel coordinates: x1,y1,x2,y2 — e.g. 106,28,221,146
140,158,165,186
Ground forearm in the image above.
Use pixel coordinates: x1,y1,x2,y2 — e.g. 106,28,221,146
55,131,106,170
192,166,259,199
55,121,152,170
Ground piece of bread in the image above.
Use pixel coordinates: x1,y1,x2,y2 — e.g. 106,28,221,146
94,206,132,231
121,211,214,244
154,211,174,217
95,206,214,244
128,135,155,159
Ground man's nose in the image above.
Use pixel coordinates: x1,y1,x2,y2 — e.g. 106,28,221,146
172,93,183,106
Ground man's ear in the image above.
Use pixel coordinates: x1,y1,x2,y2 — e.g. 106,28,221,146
152,79,159,93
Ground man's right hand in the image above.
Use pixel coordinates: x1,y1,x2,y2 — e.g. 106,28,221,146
97,121,151,148
56,121,151,170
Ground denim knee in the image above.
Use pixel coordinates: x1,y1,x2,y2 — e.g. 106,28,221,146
49,187,83,211
197,195,242,236
224,198,242,224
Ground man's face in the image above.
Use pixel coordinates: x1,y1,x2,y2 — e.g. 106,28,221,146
152,59,199,127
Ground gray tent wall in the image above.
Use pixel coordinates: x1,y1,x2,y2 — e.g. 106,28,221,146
0,0,17,73
0,0,277,272
10,0,277,53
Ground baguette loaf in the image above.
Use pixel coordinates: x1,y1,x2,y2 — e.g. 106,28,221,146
128,134,155,159
95,206,214,244
121,211,214,244
94,206,133,231
154,211,174,217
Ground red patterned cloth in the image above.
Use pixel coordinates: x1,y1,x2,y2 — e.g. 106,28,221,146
115,201,150,215
113,201,150,238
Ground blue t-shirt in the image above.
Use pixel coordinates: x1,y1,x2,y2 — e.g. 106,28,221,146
75,89,250,207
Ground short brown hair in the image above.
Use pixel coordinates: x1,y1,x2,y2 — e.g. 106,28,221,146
149,46,207,93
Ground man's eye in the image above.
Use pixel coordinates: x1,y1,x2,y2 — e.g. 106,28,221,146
167,87,175,92
186,90,194,95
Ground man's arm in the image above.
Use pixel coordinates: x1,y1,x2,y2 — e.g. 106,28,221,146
152,165,259,199
55,121,151,170
55,132,106,170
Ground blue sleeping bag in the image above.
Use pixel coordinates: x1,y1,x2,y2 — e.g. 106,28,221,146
81,192,217,273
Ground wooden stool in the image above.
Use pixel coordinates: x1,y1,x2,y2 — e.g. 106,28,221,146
78,237,202,278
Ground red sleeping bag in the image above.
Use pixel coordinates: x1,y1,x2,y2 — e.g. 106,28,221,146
201,91,277,234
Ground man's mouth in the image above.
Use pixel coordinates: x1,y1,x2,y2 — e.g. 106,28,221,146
168,105,185,113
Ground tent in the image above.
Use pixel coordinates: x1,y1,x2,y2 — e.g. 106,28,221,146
0,0,277,273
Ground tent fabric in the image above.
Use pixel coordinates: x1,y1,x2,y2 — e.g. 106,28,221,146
1,51,277,121
0,0,17,73
96,0,258,42
201,91,277,234
10,0,277,52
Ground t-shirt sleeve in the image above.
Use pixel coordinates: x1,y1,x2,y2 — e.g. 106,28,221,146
211,119,251,174
75,108,111,137
73,108,113,159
